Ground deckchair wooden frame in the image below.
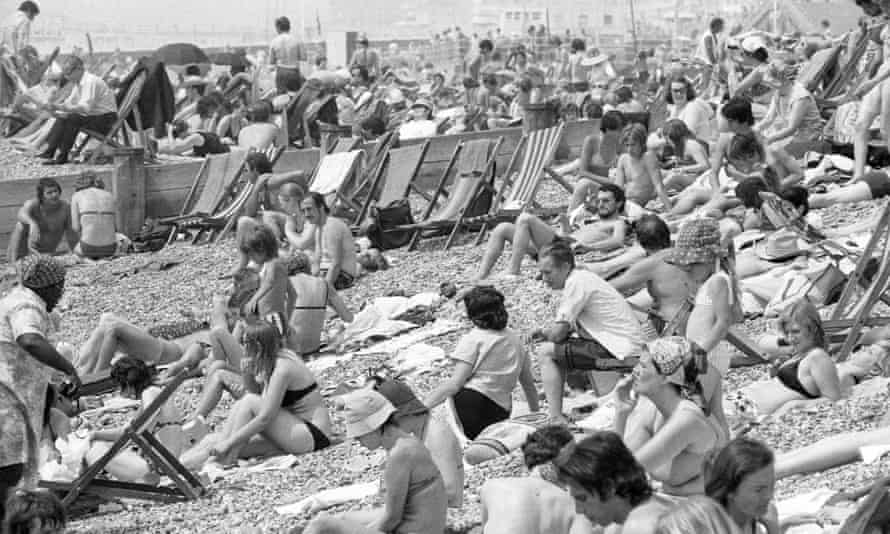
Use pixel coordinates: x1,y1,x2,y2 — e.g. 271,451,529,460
474,123,571,245
309,149,367,216
327,135,361,154
353,140,430,227
41,369,204,508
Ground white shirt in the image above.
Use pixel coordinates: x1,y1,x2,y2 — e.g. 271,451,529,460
451,328,528,411
555,269,644,359
0,10,29,54
398,120,437,140
67,72,117,115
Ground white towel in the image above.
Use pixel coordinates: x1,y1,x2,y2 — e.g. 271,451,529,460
274,481,379,516
310,151,363,195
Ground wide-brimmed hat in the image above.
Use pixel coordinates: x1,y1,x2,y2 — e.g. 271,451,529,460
581,53,609,67
343,390,397,439
375,378,429,418
410,98,433,111
666,218,722,267
755,230,808,261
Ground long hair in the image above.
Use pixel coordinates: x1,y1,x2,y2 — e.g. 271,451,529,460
779,298,826,350
36,178,61,204
240,319,283,384
620,123,648,157
663,119,708,161
655,496,739,534
705,437,775,508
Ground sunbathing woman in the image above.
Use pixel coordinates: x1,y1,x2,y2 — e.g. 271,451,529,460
614,123,672,212
479,425,595,534
565,110,626,211
184,320,332,468
74,313,183,375
86,357,188,484
306,390,447,534
423,286,539,439
615,337,722,497
808,170,890,209
730,299,842,424
655,119,710,192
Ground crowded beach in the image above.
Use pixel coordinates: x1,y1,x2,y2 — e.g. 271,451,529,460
4,0,890,532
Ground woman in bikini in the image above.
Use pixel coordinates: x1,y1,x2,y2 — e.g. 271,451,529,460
614,337,722,497
567,110,626,213
185,320,332,468
286,254,353,359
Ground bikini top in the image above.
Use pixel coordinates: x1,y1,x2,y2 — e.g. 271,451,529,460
281,382,318,408
776,358,819,399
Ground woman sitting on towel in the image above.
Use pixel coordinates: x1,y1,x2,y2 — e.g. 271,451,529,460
730,299,842,423
614,337,722,497
86,357,189,484
665,75,714,142
183,320,332,468
306,390,447,534
422,286,539,439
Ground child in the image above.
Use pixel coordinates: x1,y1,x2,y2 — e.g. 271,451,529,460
2,489,65,534
86,357,191,484
423,286,539,439
238,224,294,337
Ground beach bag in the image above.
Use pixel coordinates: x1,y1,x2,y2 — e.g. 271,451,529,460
132,218,171,252
366,199,414,250
805,263,846,306
838,477,890,534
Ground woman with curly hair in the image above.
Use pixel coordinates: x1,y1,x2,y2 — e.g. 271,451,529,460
658,118,711,192
423,286,539,439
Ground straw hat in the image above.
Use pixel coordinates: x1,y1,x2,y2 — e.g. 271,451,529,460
411,98,433,112
666,219,722,267
343,390,397,439
755,230,808,261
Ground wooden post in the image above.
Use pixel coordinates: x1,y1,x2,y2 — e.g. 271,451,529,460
110,147,146,237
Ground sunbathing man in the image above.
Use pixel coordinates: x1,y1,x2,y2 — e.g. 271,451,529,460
808,170,890,209
7,177,77,264
70,171,117,260
299,193,358,290
237,102,279,151
530,240,644,423
584,212,669,281
475,183,629,281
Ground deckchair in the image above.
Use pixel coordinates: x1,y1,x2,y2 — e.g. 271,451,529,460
73,70,149,163
474,123,571,245
353,140,430,226
403,137,503,250
309,149,365,214
160,149,250,245
41,368,204,508
327,135,361,154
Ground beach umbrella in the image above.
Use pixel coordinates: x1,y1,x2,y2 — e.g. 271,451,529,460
209,51,250,70
152,43,209,66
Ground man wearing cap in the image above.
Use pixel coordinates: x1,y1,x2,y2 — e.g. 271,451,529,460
0,255,80,515
530,240,644,424
269,16,306,95
371,377,464,507
349,36,380,80
70,171,117,260
37,56,117,165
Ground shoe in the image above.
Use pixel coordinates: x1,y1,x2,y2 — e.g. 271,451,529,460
35,151,54,159
42,158,68,166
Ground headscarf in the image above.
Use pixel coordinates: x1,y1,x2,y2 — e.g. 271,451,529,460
18,255,66,290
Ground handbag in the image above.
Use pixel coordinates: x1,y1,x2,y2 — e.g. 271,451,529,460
805,262,847,306
366,199,414,250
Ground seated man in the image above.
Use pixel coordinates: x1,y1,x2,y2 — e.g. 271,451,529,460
237,102,279,151
530,240,644,424
7,177,77,263
298,193,359,290
155,119,229,157
70,171,117,260
585,213,671,280
37,56,118,165
475,183,629,280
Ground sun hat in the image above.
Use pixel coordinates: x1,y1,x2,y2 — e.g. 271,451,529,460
18,255,66,289
741,35,769,55
411,98,433,112
665,218,723,267
581,53,609,67
375,378,429,418
647,336,691,387
343,390,397,439
755,230,808,261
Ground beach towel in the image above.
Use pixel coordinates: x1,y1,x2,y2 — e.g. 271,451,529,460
274,481,379,516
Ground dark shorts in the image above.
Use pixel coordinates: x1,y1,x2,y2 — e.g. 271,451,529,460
552,337,638,372
0,463,24,521
80,241,117,260
453,388,510,440
862,171,890,199
305,420,331,451
333,271,355,291
275,66,303,93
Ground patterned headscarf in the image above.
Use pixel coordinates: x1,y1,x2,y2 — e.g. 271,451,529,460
648,336,691,387
666,218,723,267
18,255,66,290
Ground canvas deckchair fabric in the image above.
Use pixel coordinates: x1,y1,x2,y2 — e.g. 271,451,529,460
404,137,503,250
499,124,567,212
353,140,430,226
328,136,361,154
40,369,204,507
309,150,365,212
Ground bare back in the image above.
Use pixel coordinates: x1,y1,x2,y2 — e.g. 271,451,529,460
481,478,586,534
646,254,692,323
72,188,116,247
238,123,279,151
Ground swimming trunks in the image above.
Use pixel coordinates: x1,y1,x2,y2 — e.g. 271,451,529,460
79,241,117,259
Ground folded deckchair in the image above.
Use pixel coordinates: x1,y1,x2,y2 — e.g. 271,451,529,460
41,368,204,508
309,149,365,214
160,148,250,245
404,137,503,250
353,140,430,226
474,123,571,245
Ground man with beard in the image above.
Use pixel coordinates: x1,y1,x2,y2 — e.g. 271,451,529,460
7,178,77,264
0,255,80,520
475,183,629,280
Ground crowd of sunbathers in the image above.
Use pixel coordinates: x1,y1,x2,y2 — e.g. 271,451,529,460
8,0,890,532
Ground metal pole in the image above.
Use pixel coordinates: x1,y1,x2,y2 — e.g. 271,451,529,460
628,0,639,54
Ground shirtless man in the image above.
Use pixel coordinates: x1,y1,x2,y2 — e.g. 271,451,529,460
237,103,279,151
269,16,305,94
70,171,117,260
7,177,77,264
614,123,672,212
475,183,629,280
567,110,626,213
